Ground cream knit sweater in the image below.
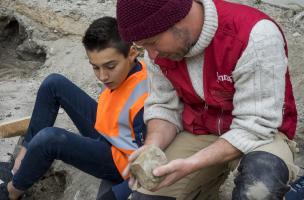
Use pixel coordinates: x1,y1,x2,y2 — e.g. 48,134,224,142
143,0,288,153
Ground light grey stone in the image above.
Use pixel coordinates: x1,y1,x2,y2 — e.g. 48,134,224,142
130,145,168,191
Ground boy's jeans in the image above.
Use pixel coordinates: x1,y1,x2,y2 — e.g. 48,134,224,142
13,73,123,190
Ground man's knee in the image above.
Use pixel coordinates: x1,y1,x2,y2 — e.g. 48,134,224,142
233,151,290,199
131,191,176,200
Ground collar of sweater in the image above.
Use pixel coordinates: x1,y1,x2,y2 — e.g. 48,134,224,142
185,0,218,58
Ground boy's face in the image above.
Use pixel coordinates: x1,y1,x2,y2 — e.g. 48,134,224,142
86,47,137,90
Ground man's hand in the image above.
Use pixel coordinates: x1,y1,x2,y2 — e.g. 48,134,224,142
150,158,193,191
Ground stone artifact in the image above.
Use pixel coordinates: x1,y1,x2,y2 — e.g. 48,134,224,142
130,145,168,190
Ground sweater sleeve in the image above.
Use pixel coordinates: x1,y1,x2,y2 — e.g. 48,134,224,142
220,20,288,153
143,52,184,131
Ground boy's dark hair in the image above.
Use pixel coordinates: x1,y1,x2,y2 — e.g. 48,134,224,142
82,16,131,57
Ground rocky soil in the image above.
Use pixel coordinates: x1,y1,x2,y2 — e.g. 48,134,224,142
0,0,303,199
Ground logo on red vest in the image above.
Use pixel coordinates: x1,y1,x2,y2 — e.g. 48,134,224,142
217,72,232,83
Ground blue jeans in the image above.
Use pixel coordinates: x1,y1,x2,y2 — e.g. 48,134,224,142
13,73,124,190
285,175,304,200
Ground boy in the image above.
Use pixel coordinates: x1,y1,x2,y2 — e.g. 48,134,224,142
4,16,147,200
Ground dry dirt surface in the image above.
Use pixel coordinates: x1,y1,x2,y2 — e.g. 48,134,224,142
0,0,303,199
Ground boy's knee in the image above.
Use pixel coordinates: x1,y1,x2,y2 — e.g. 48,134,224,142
28,127,67,151
40,73,66,91
233,151,290,199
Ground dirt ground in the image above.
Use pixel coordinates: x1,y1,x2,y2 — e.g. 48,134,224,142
0,0,303,199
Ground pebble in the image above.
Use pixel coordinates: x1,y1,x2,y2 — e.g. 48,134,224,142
58,108,65,114
48,47,55,56
76,1,86,6
293,32,302,37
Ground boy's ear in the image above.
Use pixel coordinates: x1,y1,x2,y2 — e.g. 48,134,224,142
128,45,139,61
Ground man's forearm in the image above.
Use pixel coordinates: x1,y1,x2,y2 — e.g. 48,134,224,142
145,119,177,150
187,138,242,172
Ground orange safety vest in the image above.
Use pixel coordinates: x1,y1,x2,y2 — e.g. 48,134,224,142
94,61,147,177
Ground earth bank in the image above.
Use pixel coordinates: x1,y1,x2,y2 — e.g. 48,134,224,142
0,0,303,199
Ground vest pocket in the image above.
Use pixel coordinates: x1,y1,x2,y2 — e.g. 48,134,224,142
210,89,234,102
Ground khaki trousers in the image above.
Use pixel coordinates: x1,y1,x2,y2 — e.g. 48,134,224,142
137,132,299,200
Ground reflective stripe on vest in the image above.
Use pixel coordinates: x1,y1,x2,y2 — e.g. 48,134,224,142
95,61,147,176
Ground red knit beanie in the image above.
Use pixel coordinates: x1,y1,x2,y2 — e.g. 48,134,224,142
116,0,193,42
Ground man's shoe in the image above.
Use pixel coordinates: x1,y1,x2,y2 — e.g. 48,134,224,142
286,175,304,200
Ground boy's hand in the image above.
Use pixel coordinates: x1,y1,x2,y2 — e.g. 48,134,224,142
122,145,149,189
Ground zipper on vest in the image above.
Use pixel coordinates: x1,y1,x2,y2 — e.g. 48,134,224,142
204,102,208,110
217,109,224,135
139,132,145,146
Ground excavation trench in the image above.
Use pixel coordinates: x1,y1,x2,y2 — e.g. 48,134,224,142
0,15,46,80
0,15,68,199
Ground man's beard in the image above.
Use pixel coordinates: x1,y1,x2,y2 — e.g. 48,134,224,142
158,44,191,61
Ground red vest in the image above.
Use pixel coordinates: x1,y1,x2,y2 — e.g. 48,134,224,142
155,0,297,139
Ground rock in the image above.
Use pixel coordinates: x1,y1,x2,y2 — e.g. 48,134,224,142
294,11,304,24
293,32,301,37
58,108,64,114
16,39,46,62
130,145,168,191
48,47,55,56
76,1,86,6
284,9,296,18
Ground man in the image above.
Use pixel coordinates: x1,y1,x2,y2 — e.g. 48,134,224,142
116,0,299,199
